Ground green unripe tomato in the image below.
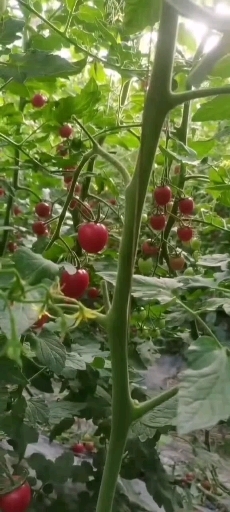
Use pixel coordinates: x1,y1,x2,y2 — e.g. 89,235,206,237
193,250,200,262
82,433,92,442
132,309,147,322
152,328,160,338
190,238,201,251
158,318,165,329
184,267,195,276
141,213,148,223
138,257,153,275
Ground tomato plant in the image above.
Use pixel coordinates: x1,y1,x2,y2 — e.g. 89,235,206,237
1,2,230,512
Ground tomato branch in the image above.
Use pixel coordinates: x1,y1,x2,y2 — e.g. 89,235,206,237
171,86,230,106
95,3,179,512
132,385,178,422
45,150,94,251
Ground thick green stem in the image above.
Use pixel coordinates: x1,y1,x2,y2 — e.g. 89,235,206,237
95,4,179,512
172,86,230,106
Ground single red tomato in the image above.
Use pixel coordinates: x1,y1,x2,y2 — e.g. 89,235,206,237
32,221,48,236
78,223,109,254
7,242,17,253
169,255,185,271
59,124,73,138
150,214,166,231
13,205,22,216
88,287,100,299
153,185,172,206
142,240,159,256
72,443,86,455
31,93,47,108
0,481,31,512
33,313,50,329
178,198,194,215
35,202,51,218
61,269,89,299
74,183,81,195
201,480,211,491
0,188,5,197
177,226,193,242
109,198,117,205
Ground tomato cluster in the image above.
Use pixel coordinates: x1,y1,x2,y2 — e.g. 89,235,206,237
72,438,95,456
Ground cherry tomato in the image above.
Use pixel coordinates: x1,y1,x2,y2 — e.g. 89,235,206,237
59,124,73,138
201,479,211,491
183,267,194,276
33,313,50,329
56,144,68,156
32,221,48,236
61,269,89,299
0,481,31,512
177,226,193,242
169,255,185,271
190,238,201,251
109,198,117,205
178,197,194,215
31,93,47,108
0,187,5,197
69,199,91,216
142,240,159,256
88,287,100,299
150,214,166,231
153,185,172,206
13,205,22,216
141,213,148,223
78,223,108,254
7,242,17,253
138,257,153,275
35,202,51,218
72,443,86,455
166,201,174,213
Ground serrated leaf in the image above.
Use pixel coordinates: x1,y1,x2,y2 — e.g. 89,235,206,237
51,451,74,484
98,272,181,302
31,331,66,374
0,18,25,45
0,287,46,338
25,397,49,427
178,337,230,433
49,401,85,425
193,95,230,122
123,0,161,34
65,351,86,371
13,247,59,285
129,420,157,442
0,357,27,385
142,395,178,430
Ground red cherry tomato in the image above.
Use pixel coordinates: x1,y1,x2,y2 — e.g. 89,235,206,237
0,188,5,197
31,93,47,108
153,185,172,206
150,214,166,231
72,443,86,455
35,202,51,219
13,205,22,216
0,481,31,512
32,221,48,236
177,226,193,242
169,255,185,271
61,269,89,299
7,242,17,253
178,198,194,215
59,124,73,138
109,198,117,205
142,240,159,256
88,287,100,299
33,313,50,329
78,223,109,254
69,199,91,216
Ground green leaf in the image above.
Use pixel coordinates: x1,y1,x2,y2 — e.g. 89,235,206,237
98,271,181,302
27,453,54,483
212,54,230,79
0,357,27,385
142,395,178,430
129,420,157,442
123,0,161,34
193,95,230,122
50,452,74,484
178,337,230,433
49,417,75,442
13,247,60,285
49,401,85,425
0,18,25,45
30,331,66,374
0,287,47,338
64,350,86,371
25,397,49,427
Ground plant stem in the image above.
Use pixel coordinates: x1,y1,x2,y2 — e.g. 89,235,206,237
64,0,78,33
133,385,178,421
172,86,230,106
96,4,179,512
177,298,222,346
